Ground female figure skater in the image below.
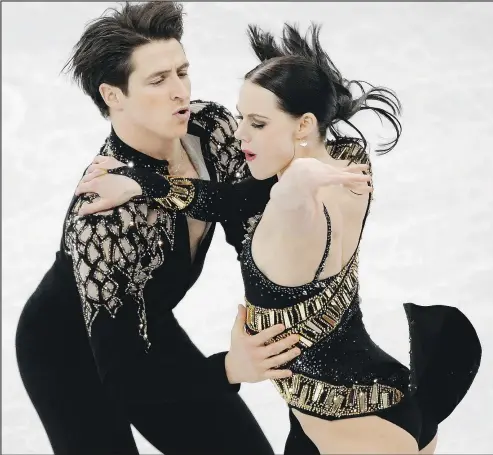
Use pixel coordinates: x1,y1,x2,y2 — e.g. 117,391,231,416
76,23,482,454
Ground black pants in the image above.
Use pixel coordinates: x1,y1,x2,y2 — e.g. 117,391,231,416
16,292,274,455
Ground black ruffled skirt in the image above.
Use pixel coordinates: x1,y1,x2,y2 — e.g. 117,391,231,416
284,302,482,454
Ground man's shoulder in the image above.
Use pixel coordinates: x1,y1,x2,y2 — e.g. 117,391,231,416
188,100,251,183
189,99,234,118
189,100,236,135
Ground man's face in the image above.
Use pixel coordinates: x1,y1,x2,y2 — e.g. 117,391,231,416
118,39,191,140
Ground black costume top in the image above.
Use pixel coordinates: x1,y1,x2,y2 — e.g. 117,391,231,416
128,137,481,441
33,101,276,405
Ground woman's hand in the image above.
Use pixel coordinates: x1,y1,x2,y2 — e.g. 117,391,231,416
225,305,301,384
75,155,142,216
280,157,372,198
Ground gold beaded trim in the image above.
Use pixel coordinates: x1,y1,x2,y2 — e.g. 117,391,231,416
272,373,404,417
154,176,196,211
328,140,369,165
245,252,359,349
244,141,371,349
245,140,390,418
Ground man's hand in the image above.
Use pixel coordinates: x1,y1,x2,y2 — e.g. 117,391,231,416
225,304,301,384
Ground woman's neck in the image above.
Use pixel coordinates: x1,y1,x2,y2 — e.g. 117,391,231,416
277,141,330,179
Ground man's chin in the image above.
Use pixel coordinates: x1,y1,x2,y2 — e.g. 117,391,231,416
172,121,189,137
154,122,188,139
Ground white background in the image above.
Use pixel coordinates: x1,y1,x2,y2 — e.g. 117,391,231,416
2,2,493,453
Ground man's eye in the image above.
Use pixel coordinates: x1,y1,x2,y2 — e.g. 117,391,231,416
150,78,164,86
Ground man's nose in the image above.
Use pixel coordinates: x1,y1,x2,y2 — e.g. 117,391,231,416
170,75,189,101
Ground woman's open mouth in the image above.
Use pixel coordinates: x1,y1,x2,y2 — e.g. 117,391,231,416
242,149,257,162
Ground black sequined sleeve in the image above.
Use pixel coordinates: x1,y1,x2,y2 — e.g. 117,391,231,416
64,195,240,405
110,167,275,222
153,175,276,257
197,100,276,256
106,100,276,222
104,100,275,255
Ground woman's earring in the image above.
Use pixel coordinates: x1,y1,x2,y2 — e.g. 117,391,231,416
299,139,308,147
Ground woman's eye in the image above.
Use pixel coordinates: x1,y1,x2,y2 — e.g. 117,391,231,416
235,115,264,129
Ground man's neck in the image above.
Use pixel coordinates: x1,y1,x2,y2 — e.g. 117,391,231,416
111,118,183,161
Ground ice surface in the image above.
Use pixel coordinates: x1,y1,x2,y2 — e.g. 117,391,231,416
2,2,493,453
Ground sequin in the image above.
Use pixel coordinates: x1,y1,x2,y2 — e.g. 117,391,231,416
239,141,407,419
64,200,161,350
154,177,196,211
64,101,251,350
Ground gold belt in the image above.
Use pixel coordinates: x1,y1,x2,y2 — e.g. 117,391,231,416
273,373,404,418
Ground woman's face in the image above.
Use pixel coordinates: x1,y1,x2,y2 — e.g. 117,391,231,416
234,80,301,180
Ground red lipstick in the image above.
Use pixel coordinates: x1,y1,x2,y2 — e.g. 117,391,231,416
242,149,256,162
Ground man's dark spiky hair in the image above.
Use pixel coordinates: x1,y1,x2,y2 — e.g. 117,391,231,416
62,2,185,117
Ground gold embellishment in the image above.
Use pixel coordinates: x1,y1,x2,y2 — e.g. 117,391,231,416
328,140,373,201
244,140,385,419
328,141,369,165
154,177,196,211
245,253,359,349
65,201,166,351
273,374,404,417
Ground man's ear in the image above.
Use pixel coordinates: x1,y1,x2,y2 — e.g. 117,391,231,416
99,83,124,112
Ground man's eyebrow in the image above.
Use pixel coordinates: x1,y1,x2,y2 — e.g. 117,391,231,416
146,62,189,79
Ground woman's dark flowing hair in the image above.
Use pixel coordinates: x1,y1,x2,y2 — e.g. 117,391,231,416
244,22,402,155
